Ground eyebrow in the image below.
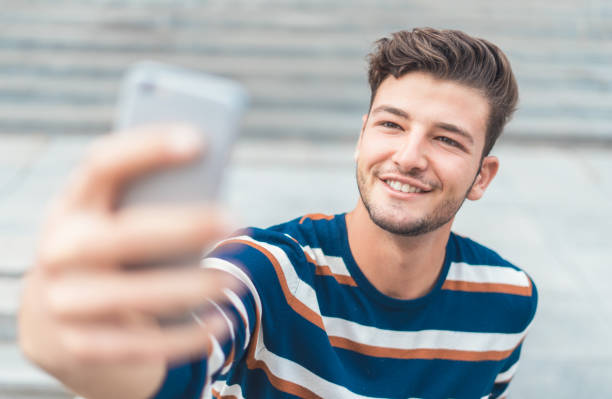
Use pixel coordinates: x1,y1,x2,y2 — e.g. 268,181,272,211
372,105,410,120
435,122,474,145
372,105,474,145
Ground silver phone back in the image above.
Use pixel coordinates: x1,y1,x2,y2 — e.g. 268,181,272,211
115,62,248,207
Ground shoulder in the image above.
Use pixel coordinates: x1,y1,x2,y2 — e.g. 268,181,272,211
204,213,337,288
445,233,538,331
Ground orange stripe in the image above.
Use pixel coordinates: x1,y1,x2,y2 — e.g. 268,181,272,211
442,280,532,296
247,356,324,399
299,213,334,224
222,345,235,370
223,239,325,329
329,336,515,362
303,250,358,287
242,278,323,399
314,265,358,286
303,251,317,264
211,388,239,399
218,237,521,395
221,238,326,398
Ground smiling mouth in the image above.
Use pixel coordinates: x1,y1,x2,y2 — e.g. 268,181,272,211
384,179,428,194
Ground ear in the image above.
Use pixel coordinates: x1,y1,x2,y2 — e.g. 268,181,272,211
354,113,369,161
467,156,499,201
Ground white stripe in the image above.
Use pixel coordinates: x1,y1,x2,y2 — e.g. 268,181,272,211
220,360,232,377
207,335,225,378
250,316,423,399
224,288,251,350
252,319,386,399
206,240,384,398
495,361,519,383
323,316,527,353
204,238,530,398
212,237,530,354
199,335,225,398
208,300,236,375
232,235,322,315
190,313,231,374
301,245,351,277
209,299,235,343
210,380,246,399
203,257,261,350
202,256,261,312
447,262,530,287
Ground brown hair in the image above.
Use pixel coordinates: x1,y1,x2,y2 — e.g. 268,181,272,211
367,28,518,156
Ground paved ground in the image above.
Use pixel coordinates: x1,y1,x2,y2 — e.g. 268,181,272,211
1,134,611,398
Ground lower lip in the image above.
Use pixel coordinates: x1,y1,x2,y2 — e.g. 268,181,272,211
380,180,427,199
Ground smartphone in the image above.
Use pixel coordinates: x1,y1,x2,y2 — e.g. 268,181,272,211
114,61,248,207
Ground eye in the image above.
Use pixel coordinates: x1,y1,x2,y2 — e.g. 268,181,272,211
380,121,402,129
436,136,461,148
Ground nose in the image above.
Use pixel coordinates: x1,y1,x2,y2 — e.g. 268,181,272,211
390,132,429,173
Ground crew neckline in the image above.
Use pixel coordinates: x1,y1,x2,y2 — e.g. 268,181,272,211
334,213,454,310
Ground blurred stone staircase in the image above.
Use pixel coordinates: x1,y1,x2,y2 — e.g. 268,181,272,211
1,0,611,140
1,0,611,397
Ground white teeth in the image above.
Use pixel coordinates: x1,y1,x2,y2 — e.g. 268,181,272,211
385,180,423,193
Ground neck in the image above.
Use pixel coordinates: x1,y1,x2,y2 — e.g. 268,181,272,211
345,201,452,300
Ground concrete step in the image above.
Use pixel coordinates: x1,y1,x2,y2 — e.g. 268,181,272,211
1,0,611,142
1,1,609,35
0,278,21,342
2,21,612,52
2,93,611,139
3,76,611,120
0,48,366,77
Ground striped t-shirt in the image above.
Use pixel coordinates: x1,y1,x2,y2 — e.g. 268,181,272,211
153,213,537,399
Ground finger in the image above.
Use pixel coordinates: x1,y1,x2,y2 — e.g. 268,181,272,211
60,310,231,364
65,124,204,209
38,205,233,272
46,268,243,318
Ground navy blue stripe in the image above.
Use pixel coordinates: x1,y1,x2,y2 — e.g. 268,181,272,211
334,347,502,398
152,359,208,399
205,256,510,397
225,231,533,333
217,367,305,399
155,214,536,398
316,280,533,333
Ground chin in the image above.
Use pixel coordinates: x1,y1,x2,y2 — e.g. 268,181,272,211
367,203,456,236
368,210,427,236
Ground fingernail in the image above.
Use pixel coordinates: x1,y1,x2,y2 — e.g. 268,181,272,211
169,126,203,155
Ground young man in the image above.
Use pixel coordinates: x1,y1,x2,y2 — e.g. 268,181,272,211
19,28,536,399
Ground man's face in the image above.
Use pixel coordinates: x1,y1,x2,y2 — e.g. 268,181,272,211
355,72,496,236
